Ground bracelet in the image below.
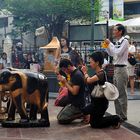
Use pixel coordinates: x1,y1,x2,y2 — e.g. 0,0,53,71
85,74,89,81
85,73,89,78
85,76,88,80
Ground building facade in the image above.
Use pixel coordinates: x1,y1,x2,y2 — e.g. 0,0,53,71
124,0,140,19
0,10,13,53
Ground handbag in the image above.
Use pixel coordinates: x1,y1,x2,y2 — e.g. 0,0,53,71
54,87,69,107
91,71,119,100
91,84,104,98
128,55,137,65
103,82,119,101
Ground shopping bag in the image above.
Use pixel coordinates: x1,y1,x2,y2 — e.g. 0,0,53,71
54,87,69,107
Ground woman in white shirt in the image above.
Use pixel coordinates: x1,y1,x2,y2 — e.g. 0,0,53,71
0,52,10,69
127,41,136,95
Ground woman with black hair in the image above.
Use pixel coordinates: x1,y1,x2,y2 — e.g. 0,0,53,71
60,37,71,54
81,51,122,129
60,37,82,67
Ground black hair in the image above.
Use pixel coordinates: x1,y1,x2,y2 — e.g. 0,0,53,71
59,59,73,68
115,24,126,36
102,51,108,60
89,51,104,67
2,52,7,56
60,36,70,47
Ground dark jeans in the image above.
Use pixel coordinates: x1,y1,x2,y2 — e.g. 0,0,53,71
82,97,120,128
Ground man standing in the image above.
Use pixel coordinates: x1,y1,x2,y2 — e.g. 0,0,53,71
57,59,86,124
105,24,129,121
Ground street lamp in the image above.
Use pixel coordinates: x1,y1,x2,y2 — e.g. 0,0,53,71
91,0,95,49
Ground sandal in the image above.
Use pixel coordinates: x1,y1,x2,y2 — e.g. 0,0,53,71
112,122,121,129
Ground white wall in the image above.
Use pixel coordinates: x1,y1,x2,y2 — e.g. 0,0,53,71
0,16,13,50
22,32,48,51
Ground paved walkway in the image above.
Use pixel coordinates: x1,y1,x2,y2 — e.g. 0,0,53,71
107,85,140,135
127,88,140,100
107,100,140,128
0,100,140,140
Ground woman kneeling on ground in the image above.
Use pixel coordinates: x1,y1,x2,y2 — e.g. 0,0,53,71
81,51,122,129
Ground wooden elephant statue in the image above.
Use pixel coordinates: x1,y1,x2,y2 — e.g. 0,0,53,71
0,68,50,126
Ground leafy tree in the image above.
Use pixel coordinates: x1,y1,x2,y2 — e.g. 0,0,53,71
4,0,101,38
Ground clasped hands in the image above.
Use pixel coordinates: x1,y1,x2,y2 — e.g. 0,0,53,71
81,65,88,75
57,64,89,85
104,39,110,44
57,74,67,85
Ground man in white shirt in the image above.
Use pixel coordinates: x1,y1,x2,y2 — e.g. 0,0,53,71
104,24,129,121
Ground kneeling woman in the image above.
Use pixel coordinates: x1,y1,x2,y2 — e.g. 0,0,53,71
82,51,122,128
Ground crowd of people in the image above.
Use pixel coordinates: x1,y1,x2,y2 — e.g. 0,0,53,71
55,24,138,129
0,50,41,72
12,50,40,70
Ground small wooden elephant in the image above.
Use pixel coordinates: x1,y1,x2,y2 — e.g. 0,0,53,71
0,68,50,126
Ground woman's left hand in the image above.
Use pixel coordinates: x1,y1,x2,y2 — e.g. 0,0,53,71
81,65,87,74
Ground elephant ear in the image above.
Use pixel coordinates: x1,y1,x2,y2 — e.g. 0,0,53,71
10,73,23,90
9,74,18,84
0,70,12,84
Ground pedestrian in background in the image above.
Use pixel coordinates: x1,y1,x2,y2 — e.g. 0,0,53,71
23,53,33,69
102,51,109,69
54,36,82,76
104,24,129,121
125,35,136,95
59,36,82,67
0,52,10,69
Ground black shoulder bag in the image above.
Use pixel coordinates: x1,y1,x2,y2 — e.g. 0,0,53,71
128,55,137,65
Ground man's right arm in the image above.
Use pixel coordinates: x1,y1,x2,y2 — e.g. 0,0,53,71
106,42,115,56
65,82,80,96
103,39,115,56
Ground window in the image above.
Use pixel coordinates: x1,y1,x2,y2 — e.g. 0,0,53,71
0,17,8,28
124,2,140,15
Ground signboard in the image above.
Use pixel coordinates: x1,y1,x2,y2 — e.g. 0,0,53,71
99,0,109,21
99,0,124,21
127,26,140,33
69,24,107,42
113,0,124,21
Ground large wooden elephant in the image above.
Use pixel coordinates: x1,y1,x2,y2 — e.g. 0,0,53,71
0,68,50,126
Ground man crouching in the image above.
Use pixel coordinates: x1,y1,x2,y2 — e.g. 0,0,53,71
57,59,88,124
